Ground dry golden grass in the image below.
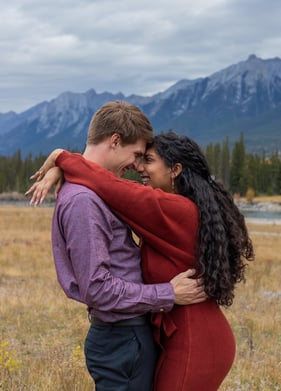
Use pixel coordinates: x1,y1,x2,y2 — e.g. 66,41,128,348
0,205,281,390
0,206,93,391
220,221,281,391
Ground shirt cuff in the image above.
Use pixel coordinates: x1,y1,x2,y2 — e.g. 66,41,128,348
154,282,174,312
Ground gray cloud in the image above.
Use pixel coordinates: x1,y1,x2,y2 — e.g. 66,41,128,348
1,0,281,112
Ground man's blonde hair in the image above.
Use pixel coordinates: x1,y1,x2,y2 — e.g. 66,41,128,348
87,101,154,145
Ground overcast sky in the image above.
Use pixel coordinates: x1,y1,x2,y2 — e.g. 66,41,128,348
1,0,281,113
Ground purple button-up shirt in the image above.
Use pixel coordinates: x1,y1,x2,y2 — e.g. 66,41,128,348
52,182,174,322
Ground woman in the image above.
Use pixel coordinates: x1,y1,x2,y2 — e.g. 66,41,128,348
27,131,254,390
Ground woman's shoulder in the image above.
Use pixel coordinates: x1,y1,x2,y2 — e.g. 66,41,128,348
157,190,198,214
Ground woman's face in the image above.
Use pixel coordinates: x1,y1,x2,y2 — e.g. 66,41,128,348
137,146,174,192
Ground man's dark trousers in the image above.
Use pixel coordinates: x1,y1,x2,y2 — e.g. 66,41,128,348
84,318,158,391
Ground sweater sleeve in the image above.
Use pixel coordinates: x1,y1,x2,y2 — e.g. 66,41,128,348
56,151,198,256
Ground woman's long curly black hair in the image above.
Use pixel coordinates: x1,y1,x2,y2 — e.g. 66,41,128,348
151,131,254,306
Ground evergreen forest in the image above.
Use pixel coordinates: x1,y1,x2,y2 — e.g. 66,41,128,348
0,133,280,197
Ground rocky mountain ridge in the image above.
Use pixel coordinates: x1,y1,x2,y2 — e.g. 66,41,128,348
1,54,281,157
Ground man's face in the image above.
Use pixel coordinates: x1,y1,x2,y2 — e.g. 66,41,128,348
109,138,146,178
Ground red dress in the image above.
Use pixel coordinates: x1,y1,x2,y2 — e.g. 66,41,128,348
57,152,236,391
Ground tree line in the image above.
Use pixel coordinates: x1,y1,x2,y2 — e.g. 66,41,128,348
205,133,281,197
0,151,47,194
0,134,281,197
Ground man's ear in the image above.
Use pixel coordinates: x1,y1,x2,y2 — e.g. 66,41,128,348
110,133,121,148
172,163,182,178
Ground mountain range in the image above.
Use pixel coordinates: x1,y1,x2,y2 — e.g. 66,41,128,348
1,54,281,157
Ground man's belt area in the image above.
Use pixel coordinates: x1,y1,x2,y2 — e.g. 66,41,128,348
89,314,148,327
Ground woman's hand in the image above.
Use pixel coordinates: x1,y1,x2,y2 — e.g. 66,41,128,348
30,148,64,182
25,167,64,205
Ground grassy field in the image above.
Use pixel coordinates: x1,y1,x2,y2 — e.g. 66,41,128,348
0,205,281,390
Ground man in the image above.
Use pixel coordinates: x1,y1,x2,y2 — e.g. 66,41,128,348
28,101,206,391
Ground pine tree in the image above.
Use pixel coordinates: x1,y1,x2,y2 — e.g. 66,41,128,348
230,133,247,195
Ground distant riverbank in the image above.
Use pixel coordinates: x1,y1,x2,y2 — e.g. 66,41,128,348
1,191,281,203
236,200,281,224
1,192,281,223
0,192,55,206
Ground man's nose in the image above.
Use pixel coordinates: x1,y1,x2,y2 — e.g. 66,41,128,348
135,158,145,172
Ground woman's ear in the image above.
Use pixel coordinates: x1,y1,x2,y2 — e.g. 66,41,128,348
172,163,182,178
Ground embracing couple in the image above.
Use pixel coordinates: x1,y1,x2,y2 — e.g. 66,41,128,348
27,101,254,391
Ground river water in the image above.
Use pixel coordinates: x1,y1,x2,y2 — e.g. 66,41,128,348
237,202,281,224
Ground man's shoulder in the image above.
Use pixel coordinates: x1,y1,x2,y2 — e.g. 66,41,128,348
60,181,93,195
58,182,104,205
54,182,117,228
